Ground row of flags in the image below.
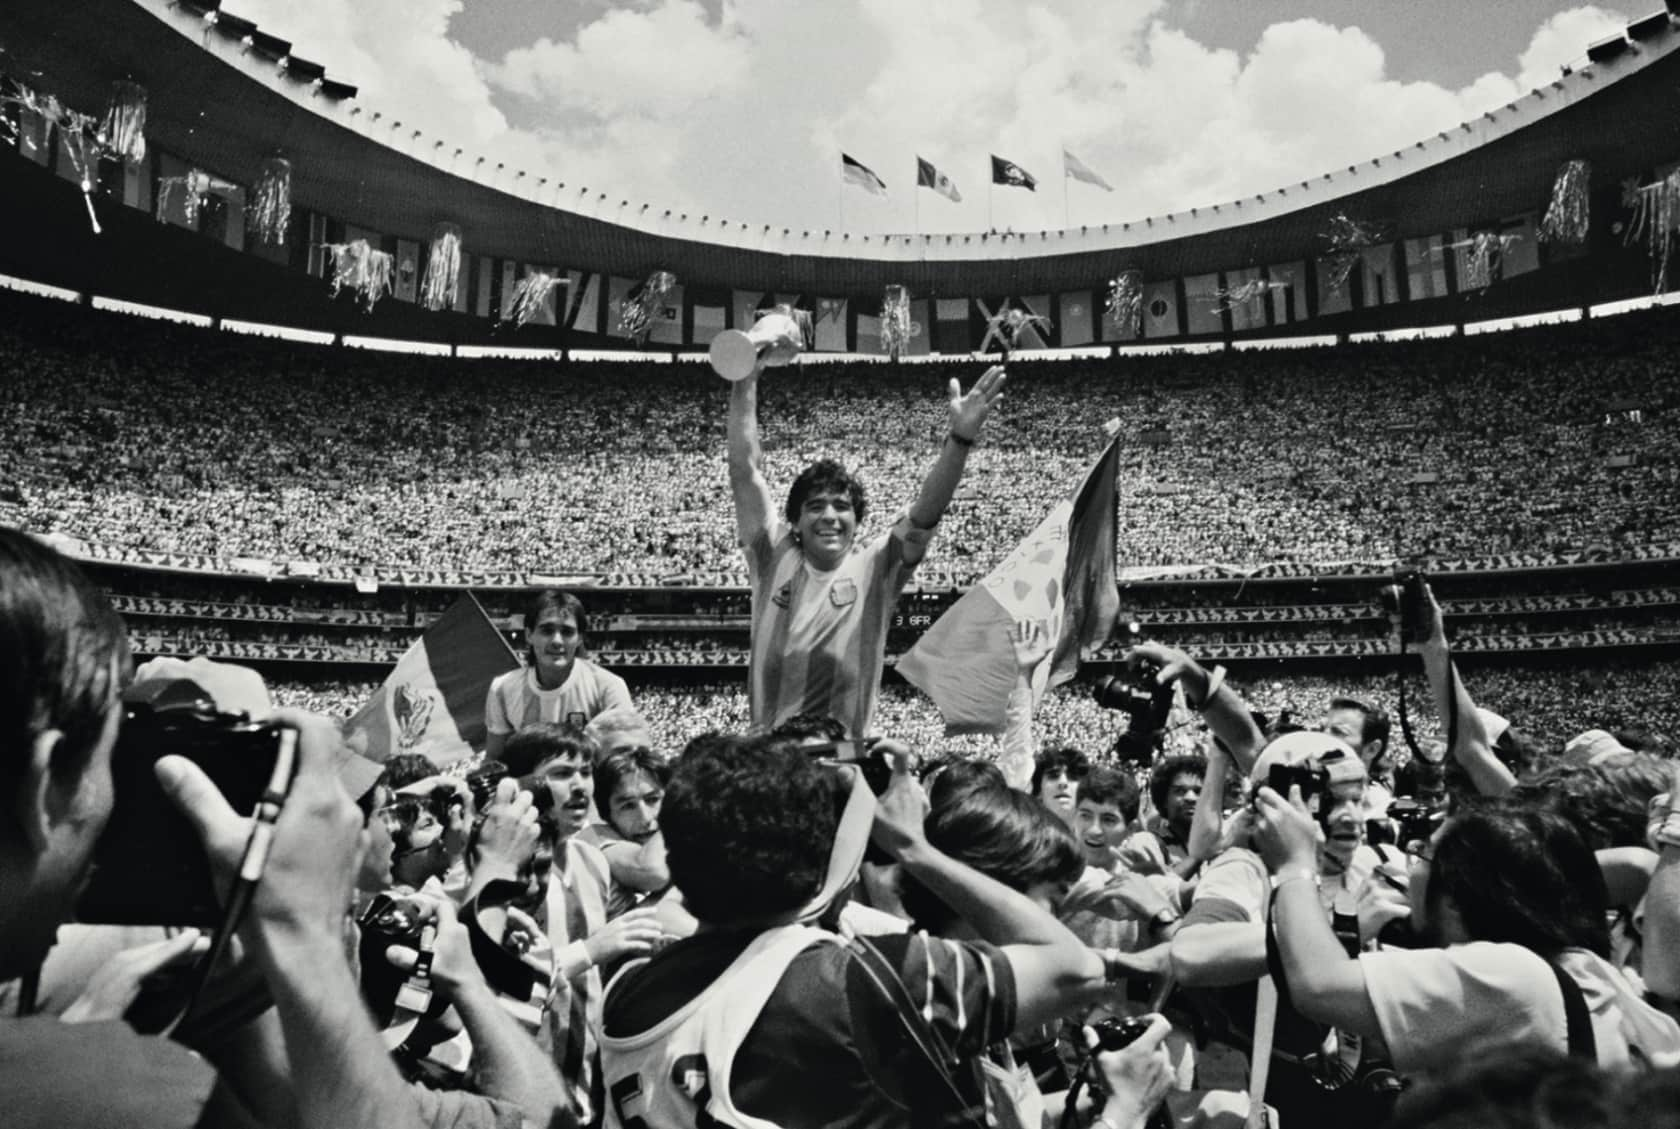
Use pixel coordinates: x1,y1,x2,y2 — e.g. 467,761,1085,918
842,150,1114,200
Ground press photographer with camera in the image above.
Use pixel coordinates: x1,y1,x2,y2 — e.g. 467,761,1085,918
0,528,428,1129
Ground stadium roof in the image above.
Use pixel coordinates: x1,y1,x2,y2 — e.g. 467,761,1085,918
5,0,1680,298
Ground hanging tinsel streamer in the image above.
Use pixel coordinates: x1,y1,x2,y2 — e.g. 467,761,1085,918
3,85,102,232
1625,172,1680,293
618,269,677,344
247,156,292,246
1212,277,1286,312
1539,159,1590,246
99,80,147,164
1460,231,1508,291
157,168,238,227
880,284,911,358
1106,271,1142,337
503,269,565,328
327,239,395,311
1321,212,1380,292
421,222,463,311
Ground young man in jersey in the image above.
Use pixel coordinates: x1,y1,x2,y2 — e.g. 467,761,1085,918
598,734,1107,1128
726,361,1006,737
485,590,633,761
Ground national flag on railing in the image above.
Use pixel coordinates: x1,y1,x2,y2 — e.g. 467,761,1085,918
917,157,962,202
991,154,1038,191
1063,148,1114,192
842,153,888,196
345,593,521,765
898,432,1122,733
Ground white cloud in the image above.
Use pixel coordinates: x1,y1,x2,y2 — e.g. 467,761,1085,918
212,2,1637,234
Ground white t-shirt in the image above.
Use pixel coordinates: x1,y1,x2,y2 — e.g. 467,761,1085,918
484,661,633,736
1359,941,1680,1074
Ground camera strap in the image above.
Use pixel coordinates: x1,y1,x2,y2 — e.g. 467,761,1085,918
1547,959,1598,1062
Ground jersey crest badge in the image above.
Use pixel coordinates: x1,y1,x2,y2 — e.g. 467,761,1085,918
830,578,858,608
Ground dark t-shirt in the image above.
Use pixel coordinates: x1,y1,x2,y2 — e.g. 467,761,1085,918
603,928,1017,1129
0,1016,219,1129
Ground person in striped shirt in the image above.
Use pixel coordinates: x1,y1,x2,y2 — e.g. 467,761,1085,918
726,360,1006,737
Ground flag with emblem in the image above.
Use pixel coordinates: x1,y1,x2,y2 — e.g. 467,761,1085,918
344,593,521,765
897,434,1122,734
916,157,962,202
991,155,1038,191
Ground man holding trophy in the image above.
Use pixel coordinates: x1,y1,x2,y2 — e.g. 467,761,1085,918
713,309,1006,736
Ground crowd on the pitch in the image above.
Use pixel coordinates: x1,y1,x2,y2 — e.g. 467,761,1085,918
10,536,1680,1129
3,293,1678,578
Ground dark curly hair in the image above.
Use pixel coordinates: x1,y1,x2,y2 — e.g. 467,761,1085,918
900,784,1083,933
1030,746,1090,797
1149,754,1208,814
1080,765,1142,822
662,734,838,924
593,745,670,836
784,458,867,529
1426,800,1609,959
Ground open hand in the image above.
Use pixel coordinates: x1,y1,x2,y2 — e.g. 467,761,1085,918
869,740,929,861
61,930,210,1024
583,906,666,968
1010,618,1052,674
947,365,1006,442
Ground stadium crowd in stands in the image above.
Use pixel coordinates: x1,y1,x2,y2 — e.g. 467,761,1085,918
3,293,1678,578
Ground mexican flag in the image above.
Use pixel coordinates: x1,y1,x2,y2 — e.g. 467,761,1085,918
345,593,520,765
897,433,1122,734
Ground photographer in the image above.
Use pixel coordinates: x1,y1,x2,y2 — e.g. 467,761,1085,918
0,528,427,1129
1251,790,1680,1075
599,733,1109,1128
1118,643,1266,775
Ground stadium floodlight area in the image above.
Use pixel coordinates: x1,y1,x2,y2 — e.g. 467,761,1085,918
1232,334,1339,352
91,296,213,327
342,335,452,356
1348,325,1460,343
1464,308,1585,336
220,318,337,345
0,273,79,303
456,344,565,361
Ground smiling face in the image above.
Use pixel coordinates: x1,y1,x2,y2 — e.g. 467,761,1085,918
528,608,581,686
796,489,857,571
536,749,595,838
1074,798,1128,864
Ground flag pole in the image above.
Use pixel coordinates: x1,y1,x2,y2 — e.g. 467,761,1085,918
837,152,845,232
1060,145,1070,229
914,161,920,236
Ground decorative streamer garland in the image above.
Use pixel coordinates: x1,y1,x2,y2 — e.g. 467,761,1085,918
421,222,462,312
1321,212,1382,292
3,84,103,232
247,156,292,246
1623,172,1680,293
157,168,239,226
99,80,147,164
1106,271,1142,337
1539,159,1590,246
326,239,394,310
1211,277,1288,311
618,270,677,344
503,269,565,327
880,284,911,358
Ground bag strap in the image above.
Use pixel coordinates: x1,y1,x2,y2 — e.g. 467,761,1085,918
847,935,985,1129
1546,958,1598,1062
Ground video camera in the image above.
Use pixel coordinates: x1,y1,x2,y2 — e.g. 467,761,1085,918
1379,569,1431,645
1094,660,1175,764
78,678,292,926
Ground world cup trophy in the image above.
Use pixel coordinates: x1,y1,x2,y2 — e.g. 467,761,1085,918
708,308,807,381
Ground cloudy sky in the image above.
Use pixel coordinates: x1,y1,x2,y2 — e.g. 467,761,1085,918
223,0,1626,234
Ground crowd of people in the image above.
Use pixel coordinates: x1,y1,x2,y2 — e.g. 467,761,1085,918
9,531,1680,1129
3,291,1678,579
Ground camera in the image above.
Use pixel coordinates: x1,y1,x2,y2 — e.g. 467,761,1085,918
1091,1014,1154,1052
78,678,291,926
356,895,430,1026
1388,797,1444,850
1378,569,1431,644
803,739,892,795
1265,762,1329,810
465,761,510,810
1094,661,1175,764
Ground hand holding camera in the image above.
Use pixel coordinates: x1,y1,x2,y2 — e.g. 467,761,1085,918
1379,570,1442,647
1251,782,1325,874
868,740,930,861
1083,1013,1174,1129
383,895,485,1004
472,777,542,885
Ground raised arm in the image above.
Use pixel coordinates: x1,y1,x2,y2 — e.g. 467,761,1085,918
904,365,1006,550
727,371,777,544
1644,771,1680,1002
1126,643,1265,774
997,618,1050,791
1414,583,1514,797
